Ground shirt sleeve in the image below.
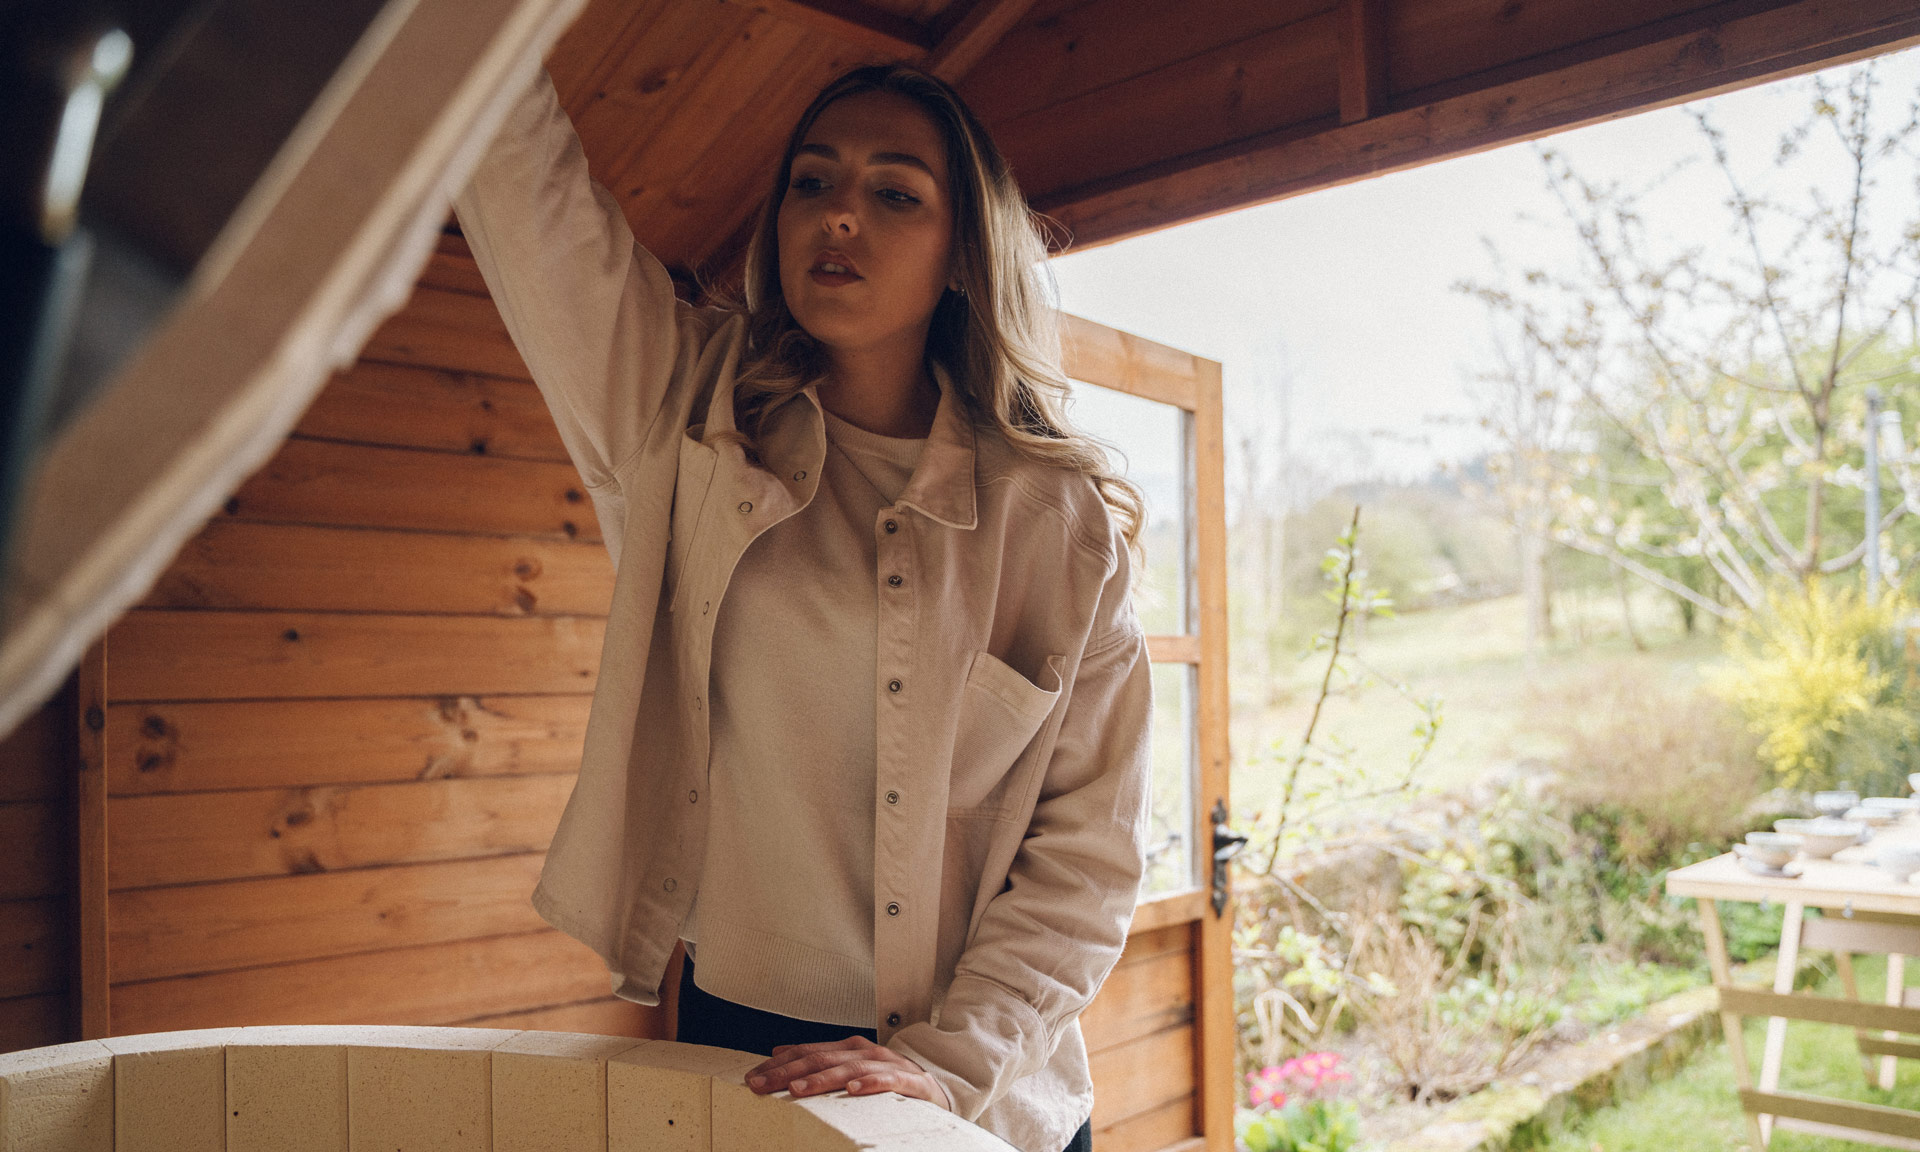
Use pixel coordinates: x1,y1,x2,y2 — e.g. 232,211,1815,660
886,533,1153,1120
452,65,703,492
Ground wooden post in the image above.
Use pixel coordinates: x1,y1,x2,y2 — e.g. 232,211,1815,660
1336,0,1387,124
1192,358,1234,1151
74,638,109,1038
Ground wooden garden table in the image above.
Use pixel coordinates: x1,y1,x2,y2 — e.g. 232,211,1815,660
1667,823,1920,1150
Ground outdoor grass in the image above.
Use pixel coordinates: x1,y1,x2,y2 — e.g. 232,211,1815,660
1229,587,1724,822
1541,954,1920,1152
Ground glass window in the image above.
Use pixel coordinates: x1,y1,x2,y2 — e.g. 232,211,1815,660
1142,662,1198,895
1064,381,1191,635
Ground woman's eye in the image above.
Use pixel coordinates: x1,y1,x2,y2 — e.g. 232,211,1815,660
877,188,920,205
789,175,827,193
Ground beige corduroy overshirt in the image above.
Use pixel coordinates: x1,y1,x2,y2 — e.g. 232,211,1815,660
453,67,1152,1152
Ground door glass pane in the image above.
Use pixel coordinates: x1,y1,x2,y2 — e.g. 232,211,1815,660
1143,662,1198,895
1064,381,1190,635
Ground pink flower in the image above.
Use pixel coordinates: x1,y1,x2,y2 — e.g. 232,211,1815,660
1245,1066,1289,1110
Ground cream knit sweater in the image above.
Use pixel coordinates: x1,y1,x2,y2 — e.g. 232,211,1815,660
681,408,927,1027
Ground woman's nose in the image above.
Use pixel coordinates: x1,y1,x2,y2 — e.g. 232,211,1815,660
822,189,857,235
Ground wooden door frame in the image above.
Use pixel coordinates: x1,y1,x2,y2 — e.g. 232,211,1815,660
1061,313,1232,1152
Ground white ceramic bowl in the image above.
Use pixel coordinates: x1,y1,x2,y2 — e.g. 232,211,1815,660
1774,818,1864,859
1863,797,1920,814
1736,842,1794,869
1876,848,1920,882
1847,806,1898,827
1815,790,1861,816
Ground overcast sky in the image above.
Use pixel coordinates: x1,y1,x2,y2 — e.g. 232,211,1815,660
1048,45,1920,501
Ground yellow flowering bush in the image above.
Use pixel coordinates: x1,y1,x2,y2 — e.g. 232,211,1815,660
1712,581,1920,794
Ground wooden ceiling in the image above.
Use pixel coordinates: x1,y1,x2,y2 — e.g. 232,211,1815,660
538,0,1920,279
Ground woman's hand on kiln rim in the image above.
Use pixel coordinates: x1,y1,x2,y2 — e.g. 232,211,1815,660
745,1035,952,1109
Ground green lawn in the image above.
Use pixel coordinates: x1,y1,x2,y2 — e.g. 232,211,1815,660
1229,588,1723,822
1544,954,1920,1152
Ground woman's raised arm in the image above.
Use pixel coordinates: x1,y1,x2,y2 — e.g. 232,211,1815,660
454,66,705,493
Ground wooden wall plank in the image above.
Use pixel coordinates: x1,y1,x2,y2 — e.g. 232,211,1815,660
360,285,531,380
414,234,492,297
105,695,593,795
0,899,65,1000
292,361,570,463
0,802,59,901
1081,946,1192,1055
0,993,67,1055
223,438,602,542
1120,921,1190,966
1088,1023,1196,1130
138,522,613,617
991,11,1338,200
110,928,625,1033
1093,1095,1197,1152
109,775,575,890
462,995,663,1037
0,698,64,802
108,611,605,702
960,0,1326,126
109,853,548,983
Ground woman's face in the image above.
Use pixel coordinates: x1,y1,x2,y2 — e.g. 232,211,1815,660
777,90,955,358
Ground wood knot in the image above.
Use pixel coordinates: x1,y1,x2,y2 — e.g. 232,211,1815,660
224,497,240,516
513,558,541,579
469,438,489,455
513,588,537,614
282,628,300,642
564,488,583,504
140,714,170,738
562,521,578,538
284,808,313,827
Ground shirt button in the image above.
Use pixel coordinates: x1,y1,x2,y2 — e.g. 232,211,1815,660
886,574,902,587
702,601,710,614
793,470,807,481
663,877,677,892
689,790,698,804
738,500,753,514
887,679,902,693
886,790,899,804
886,902,900,916
883,519,898,534
887,1012,902,1027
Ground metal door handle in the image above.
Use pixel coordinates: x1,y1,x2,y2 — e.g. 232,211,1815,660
1210,799,1246,917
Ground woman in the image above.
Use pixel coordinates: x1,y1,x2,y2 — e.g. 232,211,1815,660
454,59,1153,1152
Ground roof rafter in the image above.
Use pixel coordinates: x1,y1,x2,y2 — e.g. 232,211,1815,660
927,0,1040,82
746,0,931,58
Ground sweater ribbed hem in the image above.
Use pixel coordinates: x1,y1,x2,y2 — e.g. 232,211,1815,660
686,916,876,1029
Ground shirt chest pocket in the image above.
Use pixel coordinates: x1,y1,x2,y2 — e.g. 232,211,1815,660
666,428,717,611
947,650,1063,817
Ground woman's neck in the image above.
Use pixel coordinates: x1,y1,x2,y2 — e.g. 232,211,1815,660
817,337,939,439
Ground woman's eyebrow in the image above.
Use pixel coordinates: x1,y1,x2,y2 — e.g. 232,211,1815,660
796,141,936,178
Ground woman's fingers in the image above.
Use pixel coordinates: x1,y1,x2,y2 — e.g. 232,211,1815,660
743,1040,942,1105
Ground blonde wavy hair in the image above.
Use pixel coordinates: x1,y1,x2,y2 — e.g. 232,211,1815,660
713,63,1144,553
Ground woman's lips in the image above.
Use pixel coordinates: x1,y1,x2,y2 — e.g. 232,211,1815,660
809,267,862,286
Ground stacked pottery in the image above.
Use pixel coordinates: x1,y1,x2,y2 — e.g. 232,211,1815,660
1734,831,1804,876
1772,818,1865,860
1877,843,1920,883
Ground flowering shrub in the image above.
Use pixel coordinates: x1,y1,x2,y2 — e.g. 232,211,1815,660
1240,1053,1357,1152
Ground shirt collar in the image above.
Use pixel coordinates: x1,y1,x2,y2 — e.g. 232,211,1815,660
795,360,978,531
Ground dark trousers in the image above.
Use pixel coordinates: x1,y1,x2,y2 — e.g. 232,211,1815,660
677,957,1093,1152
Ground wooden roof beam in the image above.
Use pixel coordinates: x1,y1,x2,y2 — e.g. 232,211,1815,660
749,0,932,59
1338,0,1387,123
928,0,1041,83
1040,0,1920,251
